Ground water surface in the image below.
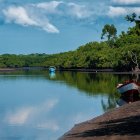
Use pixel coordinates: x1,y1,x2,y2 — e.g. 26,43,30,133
0,70,134,140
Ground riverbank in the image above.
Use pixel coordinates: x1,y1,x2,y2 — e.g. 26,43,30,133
0,67,46,72
0,67,135,73
59,101,140,140
0,68,16,72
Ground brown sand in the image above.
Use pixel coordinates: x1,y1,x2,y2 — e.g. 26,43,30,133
60,101,140,140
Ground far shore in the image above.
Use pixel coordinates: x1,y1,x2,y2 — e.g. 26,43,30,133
0,67,139,74
0,68,16,71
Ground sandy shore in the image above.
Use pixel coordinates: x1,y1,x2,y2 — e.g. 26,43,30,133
59,101,140,140
0,68,16,72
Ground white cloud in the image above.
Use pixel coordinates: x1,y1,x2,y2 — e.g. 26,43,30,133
108,6,127,17
2,0,139,30
35,1,63,13
33,1,93,19
108,6,140,17
1,1,110,31
131,7,140,14
2,5,59,33
67,2,92,19
3,6,37,26
112,0,140,4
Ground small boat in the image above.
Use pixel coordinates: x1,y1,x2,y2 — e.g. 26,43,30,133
117,80,140,95
116,80,140,106
49,66,56,73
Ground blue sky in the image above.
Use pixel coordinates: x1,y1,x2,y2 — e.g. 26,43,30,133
0,0,140,54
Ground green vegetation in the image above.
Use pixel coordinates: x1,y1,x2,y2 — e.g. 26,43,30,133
0,13,140,71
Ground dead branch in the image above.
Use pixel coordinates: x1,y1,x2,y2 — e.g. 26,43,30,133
128,51,139,67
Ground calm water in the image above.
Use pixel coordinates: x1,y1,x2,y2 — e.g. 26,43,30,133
0,70,136,140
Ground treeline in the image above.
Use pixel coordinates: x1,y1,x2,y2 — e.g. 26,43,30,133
0,13,140,71
0,53,48,68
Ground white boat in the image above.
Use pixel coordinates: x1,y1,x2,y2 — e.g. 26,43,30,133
117,81,140,95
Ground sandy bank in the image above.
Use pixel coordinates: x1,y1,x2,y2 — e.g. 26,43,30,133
0,68,16,72
60,101,140,140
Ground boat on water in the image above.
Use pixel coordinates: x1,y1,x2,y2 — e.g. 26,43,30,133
117,80,140,95
49,66,56,73
116,80,140,106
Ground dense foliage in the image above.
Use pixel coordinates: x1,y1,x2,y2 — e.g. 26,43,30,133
0,13,140,71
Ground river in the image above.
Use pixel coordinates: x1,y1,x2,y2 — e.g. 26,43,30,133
0,70,135,140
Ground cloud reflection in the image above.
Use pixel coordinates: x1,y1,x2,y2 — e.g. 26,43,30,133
37,121,59,131
5,107,33,125
71,112,94,124
4,99,59,130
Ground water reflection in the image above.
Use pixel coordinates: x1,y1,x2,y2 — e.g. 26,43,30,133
5,99,58,126
49,72,56,79
49,72,140,111
101,94,117,112
117,93,140,106
0,70,139,139
53,72,119,94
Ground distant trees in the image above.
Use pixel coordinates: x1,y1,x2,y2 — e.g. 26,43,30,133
0,54,47,68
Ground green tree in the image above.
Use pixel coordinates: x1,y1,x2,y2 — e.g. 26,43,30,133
101,24,117,41
125,13,137,22
125,13,140,35
101,24,117,47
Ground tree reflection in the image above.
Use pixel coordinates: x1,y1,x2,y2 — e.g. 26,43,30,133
51,72,128,95
46,71,131,112
101,94,118,112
